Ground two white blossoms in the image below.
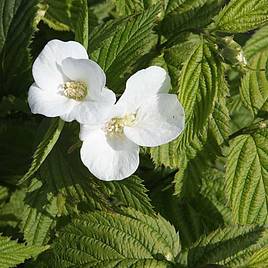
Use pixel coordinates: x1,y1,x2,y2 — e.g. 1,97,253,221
28,40,185,181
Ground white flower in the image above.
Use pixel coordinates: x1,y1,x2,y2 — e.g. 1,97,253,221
80,66,185,181
28,39,116,124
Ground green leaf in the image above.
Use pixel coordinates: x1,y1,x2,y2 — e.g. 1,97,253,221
0,0,39,96
38,143,110,213
164,0,208,14
227,94,254,134
151,37,224,168
150,138,182,168
0,190,26,229
90,4,159,91
240,26,268,115
89,0,115,24
74,0,88,49
103,176,154,215
200,167,233,224
213,0,268,33
209,102,231,145
0,234,48,268
0,0,22,53
45,149,153,214
226,129,268,224
43,0,88,48
21,178,58,246
173,131,220,196
243,247,268,267
150,172,229,250
161,0,224,39
88,17,129,52
244,25,268,60
114,0,144,16
53,209,180,267
178,38,219,136
19,118,64,185
187,225,268,267
240,51,268,115
0,186,9,204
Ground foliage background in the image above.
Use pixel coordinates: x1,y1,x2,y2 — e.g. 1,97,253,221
1,0,268,267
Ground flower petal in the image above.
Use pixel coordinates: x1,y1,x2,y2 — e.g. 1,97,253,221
32,39,88,92
80,129,139,181
61,58,106,100
60,87,116,124
116,66,171,112
28,83,75,117
124,94,185,147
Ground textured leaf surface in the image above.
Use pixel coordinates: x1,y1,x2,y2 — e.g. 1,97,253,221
188,225,268,267
90,4,159,91
214,0,268,33
19,118,64,185
209,101,231,145
226,129,268,224
25,129,154,218
244,247,268,267
164,0,208,14
151,38,223,168
0,186,8,204
178,38,220,137
53,209,180,267
244,25,268,60
240,26,268,114
151,38,224,169
0,0,38,96
104,176,154,214
0,234,47,268
0,190,26,228
240,51,268,114
21,179,58,246
40,0,88,47
161,0,224,38
0,0,22,53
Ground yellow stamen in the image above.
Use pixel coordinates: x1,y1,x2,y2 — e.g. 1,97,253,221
63,81,87,101
104,114,136,136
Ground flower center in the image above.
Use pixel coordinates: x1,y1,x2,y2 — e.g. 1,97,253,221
104,114,136,136
63,81,87,101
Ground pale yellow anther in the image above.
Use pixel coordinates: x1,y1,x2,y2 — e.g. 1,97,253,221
104,114,136,136
63,81,87,101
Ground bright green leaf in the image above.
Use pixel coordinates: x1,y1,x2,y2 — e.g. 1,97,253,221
240,26,268,115
209,101,231,145
240,51,268,115
90,4,160,91
0,234,48,268
244,247,268,267
187,225,268,267
178,38,219,135
53,209,180,267
213,0,268,33
244,25,268,60
161,0,224,39
226,129,268,224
